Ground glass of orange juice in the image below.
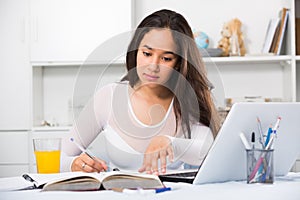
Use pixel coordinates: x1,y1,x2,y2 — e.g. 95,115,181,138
33,138,61,173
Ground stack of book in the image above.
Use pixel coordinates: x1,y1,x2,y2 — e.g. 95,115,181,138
262,7,289,55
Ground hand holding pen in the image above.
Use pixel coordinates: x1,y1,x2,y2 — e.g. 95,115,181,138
70,138,108,173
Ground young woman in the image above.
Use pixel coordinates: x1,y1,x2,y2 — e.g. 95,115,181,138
61,9,220,175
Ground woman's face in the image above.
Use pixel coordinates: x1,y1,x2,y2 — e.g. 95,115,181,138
136,29,178,88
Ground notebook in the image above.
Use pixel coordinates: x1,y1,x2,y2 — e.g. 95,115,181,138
159,102,300,184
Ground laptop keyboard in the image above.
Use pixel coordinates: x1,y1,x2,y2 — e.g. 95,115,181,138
158,171,197,183
162,171,197,178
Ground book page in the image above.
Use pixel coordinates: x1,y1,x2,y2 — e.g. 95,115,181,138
25,172,93,187
0,176,34,191
101,171,164,190
42,176,102,191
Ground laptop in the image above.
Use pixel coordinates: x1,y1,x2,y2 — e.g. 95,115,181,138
159,102,300,184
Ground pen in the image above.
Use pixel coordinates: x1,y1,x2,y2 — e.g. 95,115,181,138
22,174,36,183
265,133,275,150
70,138,94,159
153,187,172,193
112,187,171,194
22,174,38,189
264,125,273,147
249,156,263,181
239,132,251,150
251,132,255,149
70,137,108,171
261,153,272,182
264,117,281,147
256,117,265,148
272,116,281,132
265,117,282,150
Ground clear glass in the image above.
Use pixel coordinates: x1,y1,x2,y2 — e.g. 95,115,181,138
246,149,274,184
33,138,61,173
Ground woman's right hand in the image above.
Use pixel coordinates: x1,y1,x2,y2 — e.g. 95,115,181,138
71,153,108,173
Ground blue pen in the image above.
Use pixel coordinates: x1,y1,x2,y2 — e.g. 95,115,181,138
264,117,281,148
118,187,171,194
264,125,273,147
155,187,171,193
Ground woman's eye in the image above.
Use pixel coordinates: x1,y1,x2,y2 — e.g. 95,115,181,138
143,52,151,57
162,57,172,62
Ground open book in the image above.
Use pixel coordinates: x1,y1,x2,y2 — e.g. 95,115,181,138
21,171,164,191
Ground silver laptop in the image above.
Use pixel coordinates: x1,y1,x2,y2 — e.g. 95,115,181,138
159,102,300,184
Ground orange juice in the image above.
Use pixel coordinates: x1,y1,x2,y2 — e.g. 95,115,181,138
34,150,61,173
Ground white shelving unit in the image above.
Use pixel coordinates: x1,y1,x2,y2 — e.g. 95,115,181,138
0,0,132,177
32,0,300,126
0,0,31,178
296,0,300,103
203,56,292,64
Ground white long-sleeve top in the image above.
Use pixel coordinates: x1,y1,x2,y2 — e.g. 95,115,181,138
61,82,214,172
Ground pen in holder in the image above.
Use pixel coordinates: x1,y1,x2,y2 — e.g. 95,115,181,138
246,148,274,184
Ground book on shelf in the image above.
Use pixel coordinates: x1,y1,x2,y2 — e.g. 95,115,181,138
296,18,300,55
269,20,281,54
13,171,165,192
261,18,280,54
270,7,289,55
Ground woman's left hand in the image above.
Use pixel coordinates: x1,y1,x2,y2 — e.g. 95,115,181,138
138,135,174,175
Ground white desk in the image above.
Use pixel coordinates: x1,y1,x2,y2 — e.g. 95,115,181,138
1,173,300,200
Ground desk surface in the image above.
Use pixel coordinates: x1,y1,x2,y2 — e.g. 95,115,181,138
1,173,300,200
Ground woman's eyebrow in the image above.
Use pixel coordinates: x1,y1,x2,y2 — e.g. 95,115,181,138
142,45,176,55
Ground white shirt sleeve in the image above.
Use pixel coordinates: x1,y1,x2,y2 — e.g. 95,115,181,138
60,84,113,172
60,152,76,172
167,124,214,166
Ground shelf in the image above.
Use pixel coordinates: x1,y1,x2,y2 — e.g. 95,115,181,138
203,55,292,64
31,57,126,67
31,61,84,67
31,56,292,67
32,126,72,131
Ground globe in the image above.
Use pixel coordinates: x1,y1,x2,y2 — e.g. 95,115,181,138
194,31,209,49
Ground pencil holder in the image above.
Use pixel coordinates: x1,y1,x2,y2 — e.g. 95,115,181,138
246,149,274,184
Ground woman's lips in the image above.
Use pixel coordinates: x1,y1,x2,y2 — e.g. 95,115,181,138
143,73,159,81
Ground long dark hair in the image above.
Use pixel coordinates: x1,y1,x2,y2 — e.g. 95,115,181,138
122,9,220,138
